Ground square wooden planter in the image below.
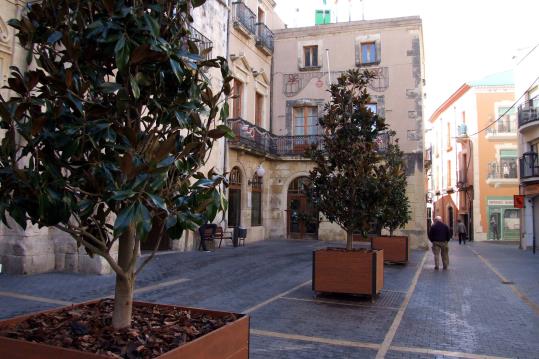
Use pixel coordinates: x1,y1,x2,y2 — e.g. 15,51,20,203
371,236,409,264
0,301,249,359
312,248,384,298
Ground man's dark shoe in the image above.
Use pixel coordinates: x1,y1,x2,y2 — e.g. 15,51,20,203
434,266,439,270
443,266,448,270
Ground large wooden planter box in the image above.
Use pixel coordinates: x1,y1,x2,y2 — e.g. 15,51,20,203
0,301,249,359
312,248,384,298
371,236,409,264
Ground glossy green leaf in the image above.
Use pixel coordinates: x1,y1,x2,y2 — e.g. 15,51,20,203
129,75,140,99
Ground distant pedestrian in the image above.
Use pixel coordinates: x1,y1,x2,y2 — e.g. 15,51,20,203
490,216,499,240
428,216,451,270
457,219,467,245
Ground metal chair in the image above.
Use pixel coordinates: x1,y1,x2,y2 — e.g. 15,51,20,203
215,226,233,248
198,223,217,251
234,226,247,247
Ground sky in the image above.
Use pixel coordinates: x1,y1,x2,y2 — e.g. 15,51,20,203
274,0,539,120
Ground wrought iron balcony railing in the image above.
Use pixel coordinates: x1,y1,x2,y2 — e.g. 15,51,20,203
228,118,390,158
256,22,274,53
486,117,517,135
232,2,256,36
228,118,322,157
518,96,539,128
187,25,212,61
520,152,539,179
487,161,518,179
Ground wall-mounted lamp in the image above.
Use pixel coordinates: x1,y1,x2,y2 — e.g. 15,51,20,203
248,164,265,186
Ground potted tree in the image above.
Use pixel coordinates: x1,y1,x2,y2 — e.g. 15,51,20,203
0,1,249,358
371,138,412,264
308,70,386,299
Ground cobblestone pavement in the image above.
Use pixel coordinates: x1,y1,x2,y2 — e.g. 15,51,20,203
0,239,538,358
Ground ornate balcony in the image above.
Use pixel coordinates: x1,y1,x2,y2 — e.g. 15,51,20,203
228,118,390,158
256,23,274,55
486,160,518,186
520,152,539,181
232,2,256,37
187,25,212,61
486,117,517,140
228,118,322,158
518,96,539,130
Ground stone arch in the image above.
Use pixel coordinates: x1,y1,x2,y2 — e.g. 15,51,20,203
282,172,318,239
227,166,243,227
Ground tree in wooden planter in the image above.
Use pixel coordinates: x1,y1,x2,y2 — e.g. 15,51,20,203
371,138,412,263
308,69,387,296
0,0,238,349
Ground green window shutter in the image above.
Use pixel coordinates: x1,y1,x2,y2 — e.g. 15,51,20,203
324,10,331,24
500,149,517,158
315,10,324,25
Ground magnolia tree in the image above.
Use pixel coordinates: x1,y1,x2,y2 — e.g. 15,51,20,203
0,0,232,329
377,138,411,236
309,69,388,250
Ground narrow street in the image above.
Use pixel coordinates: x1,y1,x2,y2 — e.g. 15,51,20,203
1,239,538,358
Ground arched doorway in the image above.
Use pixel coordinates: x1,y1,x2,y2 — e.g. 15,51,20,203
228,167,242,227
287,177,318,240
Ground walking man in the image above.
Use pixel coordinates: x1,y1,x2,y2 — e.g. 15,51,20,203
428,216,451,270
490,216,499,240
457,219,467,245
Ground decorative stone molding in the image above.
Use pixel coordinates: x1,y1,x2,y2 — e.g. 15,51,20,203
285,98,325,135
0,16,12,55
283,67,389,97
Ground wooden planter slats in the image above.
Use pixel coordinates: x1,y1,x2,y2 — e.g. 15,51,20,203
0,301,249,359
312,248,384,298
371,236,409,264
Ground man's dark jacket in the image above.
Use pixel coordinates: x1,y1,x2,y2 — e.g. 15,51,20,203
428,221,451,242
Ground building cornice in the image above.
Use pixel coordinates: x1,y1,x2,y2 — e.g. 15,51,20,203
429,84,471,123
274,16,422,39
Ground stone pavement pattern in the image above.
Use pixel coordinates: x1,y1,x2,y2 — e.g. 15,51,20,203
1,239,538,358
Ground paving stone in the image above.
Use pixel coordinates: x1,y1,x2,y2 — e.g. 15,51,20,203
0,296,60,320
0,239,538,358
250,334,377,358
393,241,539,359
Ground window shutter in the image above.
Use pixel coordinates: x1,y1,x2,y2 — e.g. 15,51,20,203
375,40,382,63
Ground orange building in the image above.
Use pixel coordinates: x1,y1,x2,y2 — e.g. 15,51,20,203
427,71,519,241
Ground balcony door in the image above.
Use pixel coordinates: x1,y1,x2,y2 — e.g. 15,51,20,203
293,106,318,154
233,79,243,118
287,177,318,240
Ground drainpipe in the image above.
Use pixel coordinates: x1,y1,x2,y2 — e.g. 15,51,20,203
269,46,274,134
222,0,232,227
532,197,537,254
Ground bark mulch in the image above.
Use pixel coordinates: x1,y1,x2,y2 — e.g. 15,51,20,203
0,299,238,358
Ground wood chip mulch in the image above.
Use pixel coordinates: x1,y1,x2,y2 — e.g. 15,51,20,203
0,299,239,358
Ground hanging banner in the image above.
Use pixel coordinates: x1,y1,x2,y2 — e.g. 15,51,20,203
514,195,524,208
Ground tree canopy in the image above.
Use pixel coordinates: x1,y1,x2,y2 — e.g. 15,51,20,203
0,0,232,328
308,69,388,249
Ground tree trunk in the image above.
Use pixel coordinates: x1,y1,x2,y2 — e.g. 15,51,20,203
389,229,394,236
112,225,137,329
346,231,353,250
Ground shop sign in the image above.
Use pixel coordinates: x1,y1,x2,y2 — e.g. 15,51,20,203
487,199,514,206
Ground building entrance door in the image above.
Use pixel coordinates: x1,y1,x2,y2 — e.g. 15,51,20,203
287,177,318,240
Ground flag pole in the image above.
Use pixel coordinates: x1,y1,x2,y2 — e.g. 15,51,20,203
326,48,332,85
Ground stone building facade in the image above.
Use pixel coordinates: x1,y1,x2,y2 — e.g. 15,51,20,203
231,16,428,248
0,0,230,274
